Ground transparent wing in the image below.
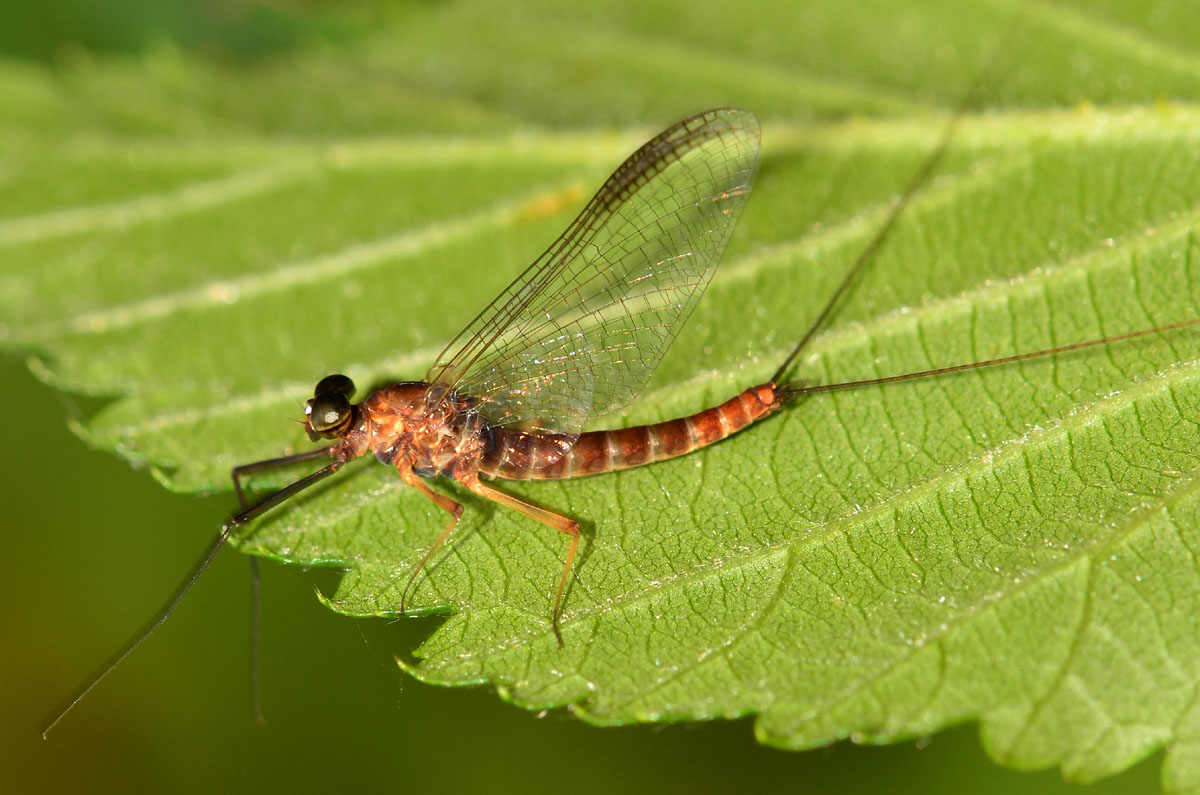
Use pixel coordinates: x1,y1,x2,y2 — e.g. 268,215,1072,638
426,108,761,440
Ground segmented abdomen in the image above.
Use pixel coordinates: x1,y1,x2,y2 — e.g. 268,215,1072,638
479,384,782,481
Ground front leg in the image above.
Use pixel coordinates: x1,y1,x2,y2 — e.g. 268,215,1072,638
230,446,335,511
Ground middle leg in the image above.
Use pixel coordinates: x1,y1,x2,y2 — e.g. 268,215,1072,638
397,461,464,616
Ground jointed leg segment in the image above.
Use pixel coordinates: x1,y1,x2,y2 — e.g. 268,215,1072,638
231,446,335,511
397,463,580,646
466,478,579,648
398,463,464,616
228,444,338,724
397,465,580,647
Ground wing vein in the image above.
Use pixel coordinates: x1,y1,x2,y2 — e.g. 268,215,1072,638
425,108,761,457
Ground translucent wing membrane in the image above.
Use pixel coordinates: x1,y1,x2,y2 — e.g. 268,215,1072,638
426,108,761,442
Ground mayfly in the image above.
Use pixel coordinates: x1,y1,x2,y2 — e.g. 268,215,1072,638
44,105,1200,736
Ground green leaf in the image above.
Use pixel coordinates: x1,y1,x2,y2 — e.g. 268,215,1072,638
5,0,1200,790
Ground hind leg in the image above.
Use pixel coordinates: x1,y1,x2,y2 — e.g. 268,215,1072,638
462,476,579,648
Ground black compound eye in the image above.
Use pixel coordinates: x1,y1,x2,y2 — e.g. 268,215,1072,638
307,392,351,434
313,373,355,399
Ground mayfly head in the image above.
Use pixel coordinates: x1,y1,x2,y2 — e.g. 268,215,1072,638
304,374,357,440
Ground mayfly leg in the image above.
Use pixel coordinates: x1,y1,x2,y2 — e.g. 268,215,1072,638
232,446,336,511
229,445,336,724
42,452,343,738
466,477,580,648
396,458,580,647
396,458,464,619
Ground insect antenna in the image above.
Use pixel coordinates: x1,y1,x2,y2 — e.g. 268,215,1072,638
41,455,342,738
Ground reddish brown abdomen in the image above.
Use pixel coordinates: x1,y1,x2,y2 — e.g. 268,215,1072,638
480,383,782,481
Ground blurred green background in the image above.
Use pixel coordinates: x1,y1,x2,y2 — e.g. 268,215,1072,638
0,0,1175,792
